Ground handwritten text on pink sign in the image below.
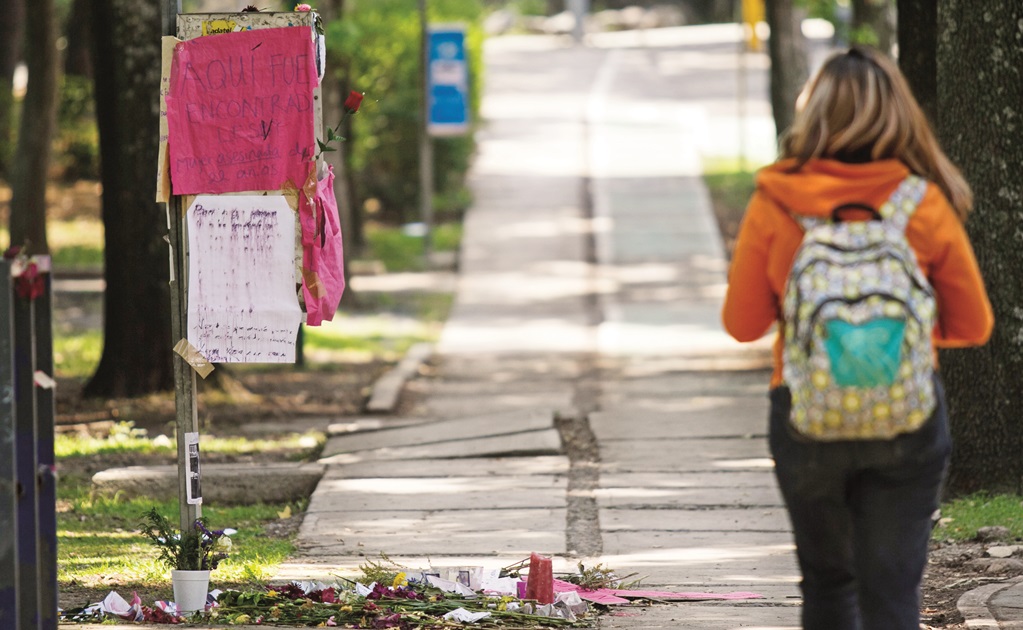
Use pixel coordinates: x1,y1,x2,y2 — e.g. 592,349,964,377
167,26,317,194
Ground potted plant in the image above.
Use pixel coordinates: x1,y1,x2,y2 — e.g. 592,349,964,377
140,508,233,615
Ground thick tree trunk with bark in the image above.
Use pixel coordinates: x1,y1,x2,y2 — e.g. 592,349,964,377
936,0,1023,496
319,0,358,306
64,0,95,78
851,0,895,55
9,0,59,254
0,0,24,179
764,0,808,138
83,0,174,397
896,0,937,124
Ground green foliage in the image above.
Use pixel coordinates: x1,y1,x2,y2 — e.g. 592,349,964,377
53,330,102,378
139,508,206,571
702,159,759,258
55,422,324,460
53,75,100,181
325,0,484,222
933,493,1023,542
363,221,462,272
58,490,297,586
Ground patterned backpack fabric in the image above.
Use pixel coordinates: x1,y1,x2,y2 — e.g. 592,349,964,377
782,175,937,440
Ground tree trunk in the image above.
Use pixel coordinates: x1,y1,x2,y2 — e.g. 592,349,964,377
8,0,59,254
936,0,1023,496
64,0,94,78
896,0,937,124
851,0,895,55
764,0,808,138
319,0,358,306
83,0,174,397
0,0,24,179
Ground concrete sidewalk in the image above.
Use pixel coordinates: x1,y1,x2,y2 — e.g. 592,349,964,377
276,25,800,629
277,25,1021,630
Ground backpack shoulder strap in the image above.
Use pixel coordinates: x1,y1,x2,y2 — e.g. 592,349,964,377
879,175,928,230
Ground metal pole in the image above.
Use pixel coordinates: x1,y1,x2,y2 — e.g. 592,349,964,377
419,0,435,264
13,274,40,629
163,0,201,532
34,272,57,629
0,261,18,625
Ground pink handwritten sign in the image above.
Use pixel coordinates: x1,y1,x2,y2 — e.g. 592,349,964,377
167,26,316,195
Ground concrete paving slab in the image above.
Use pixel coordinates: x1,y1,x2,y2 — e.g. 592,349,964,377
91,463,324,505
432,354,587,380
301,507,566,535
366,342,433,413
327,417,428,436
327,456,570,479
319,428,563,465
600,531,798,584
601,508,789,533
595,485,783,509
590,400,769,439
307,475,566,512
601,372,771,397
421,393,575,421
299,528,566,557
600,438,772,472
597,602,799,630
599,471,776,489
321,409,554,456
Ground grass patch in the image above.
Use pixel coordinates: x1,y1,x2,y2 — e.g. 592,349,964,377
56,422,324,460
702,159,759,260
933,493,1023,542
57,426,317,595
302,292,453,362
53,329,102,378
58,494,300,589
364,221,462,272
0,219,104,270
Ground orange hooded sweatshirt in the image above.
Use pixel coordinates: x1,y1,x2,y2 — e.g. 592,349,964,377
722,158,994,388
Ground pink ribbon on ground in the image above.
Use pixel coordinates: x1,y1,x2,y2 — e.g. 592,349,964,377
552,578,763,605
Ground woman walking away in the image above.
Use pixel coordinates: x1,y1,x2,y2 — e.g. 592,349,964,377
722,45,993,630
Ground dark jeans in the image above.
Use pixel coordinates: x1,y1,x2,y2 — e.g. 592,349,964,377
769,378,951,630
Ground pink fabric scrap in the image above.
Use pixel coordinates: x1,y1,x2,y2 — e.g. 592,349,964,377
552,579,762,605
167,26,317,195
300,164,345,325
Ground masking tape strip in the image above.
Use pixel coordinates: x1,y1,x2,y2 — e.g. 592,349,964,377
34,371,56,390
173,338,215,379
302,268,326,299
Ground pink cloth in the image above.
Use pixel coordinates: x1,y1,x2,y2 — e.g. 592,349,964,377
300,165,345,325
167,26,317,195
552,579,762,605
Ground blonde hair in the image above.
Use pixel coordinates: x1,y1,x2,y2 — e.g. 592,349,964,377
781,46,973,220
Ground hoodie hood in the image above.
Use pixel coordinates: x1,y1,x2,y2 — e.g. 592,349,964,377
755,158,912,217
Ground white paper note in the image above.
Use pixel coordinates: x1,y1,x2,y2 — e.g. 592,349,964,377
186,195,302,363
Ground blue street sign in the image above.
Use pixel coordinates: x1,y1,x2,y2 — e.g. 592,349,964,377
427,25,469,136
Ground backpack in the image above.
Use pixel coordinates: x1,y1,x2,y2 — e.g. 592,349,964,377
781,175,937,441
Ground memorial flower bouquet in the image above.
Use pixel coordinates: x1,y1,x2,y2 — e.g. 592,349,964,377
140,508,234,572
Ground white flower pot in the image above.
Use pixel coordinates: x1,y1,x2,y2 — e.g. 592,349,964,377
171,569,211,614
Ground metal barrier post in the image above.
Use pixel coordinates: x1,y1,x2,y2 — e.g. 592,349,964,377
0,259,17,626
0,257,58,629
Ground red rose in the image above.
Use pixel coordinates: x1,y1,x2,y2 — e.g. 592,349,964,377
344,91,364,113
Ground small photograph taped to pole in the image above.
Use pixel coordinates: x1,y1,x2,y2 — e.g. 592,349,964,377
185,432,202,505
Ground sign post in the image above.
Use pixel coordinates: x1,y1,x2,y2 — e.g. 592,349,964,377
422,22,469,262
162,10,326,532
